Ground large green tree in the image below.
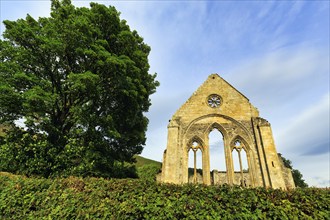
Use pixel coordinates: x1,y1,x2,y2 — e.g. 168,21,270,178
0,0,158,178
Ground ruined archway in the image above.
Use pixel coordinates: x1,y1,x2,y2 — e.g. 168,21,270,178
209,128,226,184
160,74,295,189
230,136,252,187
187,136,204,184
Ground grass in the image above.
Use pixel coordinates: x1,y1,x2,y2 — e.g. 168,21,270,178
134,155,162,168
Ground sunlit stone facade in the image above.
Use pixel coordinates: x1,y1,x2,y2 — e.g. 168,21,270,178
160,74,294,189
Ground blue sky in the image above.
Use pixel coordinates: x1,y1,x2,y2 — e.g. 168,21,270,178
1,0,329,187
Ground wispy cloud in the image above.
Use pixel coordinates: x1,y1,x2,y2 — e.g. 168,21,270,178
296,154,329,187
277,93,329,155
272,2,305,37
227,45,329,115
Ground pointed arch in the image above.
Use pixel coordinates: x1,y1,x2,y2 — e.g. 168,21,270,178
186,135,205,152
230,136,255,187
230,135,251,152
184,114,254,145
182,117,259,186
208,127,226,172
187,136,204,184
205,122,228,141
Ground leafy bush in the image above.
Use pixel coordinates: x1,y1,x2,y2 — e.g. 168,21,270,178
0,172,329,219
137,164,161,182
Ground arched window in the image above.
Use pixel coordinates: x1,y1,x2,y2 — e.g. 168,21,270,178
232,149,240,172
209,129,225,171
188,141,202,183
232,139,249,187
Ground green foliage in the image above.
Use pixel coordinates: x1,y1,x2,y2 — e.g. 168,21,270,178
137,164,161,182
134,155,161,182
292,169,309,188
0,124,7,137
1,172,329,219
0,0,158,178
278,153,293,169
278,153,308,188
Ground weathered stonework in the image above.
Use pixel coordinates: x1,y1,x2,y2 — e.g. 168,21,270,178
160,74,294,189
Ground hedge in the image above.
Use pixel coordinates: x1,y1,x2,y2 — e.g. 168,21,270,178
0,172,329,219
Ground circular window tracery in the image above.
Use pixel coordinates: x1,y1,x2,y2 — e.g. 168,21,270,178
192,141,200,150
234,140,242,151
207,94,222,108
234,140,241,147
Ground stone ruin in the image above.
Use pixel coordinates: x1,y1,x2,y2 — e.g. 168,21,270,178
159,74,295,189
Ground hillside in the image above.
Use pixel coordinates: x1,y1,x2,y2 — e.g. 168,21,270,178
134,155,162,168
0,172,329,219
134,155,162,182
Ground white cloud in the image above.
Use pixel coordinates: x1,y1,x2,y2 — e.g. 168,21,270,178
277,93,329,155
226,45,329,116
230,45,327,85
224,44,329,187
273,94,329,187
273,1,305,37
296,154,329,187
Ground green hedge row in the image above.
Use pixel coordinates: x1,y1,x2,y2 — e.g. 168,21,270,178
0,172,329,219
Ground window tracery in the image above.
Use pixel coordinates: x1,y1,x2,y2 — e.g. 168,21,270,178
189,141,202,183
232,139,249,187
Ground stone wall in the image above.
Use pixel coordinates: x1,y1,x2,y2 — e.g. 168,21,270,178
160,74,294,190
211,171,251,186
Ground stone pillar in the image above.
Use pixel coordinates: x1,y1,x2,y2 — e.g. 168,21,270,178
182,146,189,183
252,117,271,188
225,140,234,185
162,119,180,184
246,149,256,187
256,118,287,189
161,149,167,182
203,144,211,185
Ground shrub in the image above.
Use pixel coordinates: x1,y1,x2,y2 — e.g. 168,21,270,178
137,164,161,182
0,172,329,219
